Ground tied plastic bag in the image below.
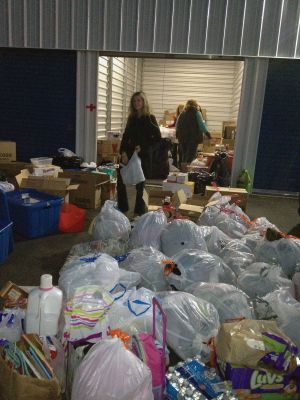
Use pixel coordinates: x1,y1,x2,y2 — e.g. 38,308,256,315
0,310,23,342
201,226,231,256
71,338,154,400
66,238,129,260
120,151,145,185
58,148,77,157
91,200,131,241
186,282,253,323
129,211,167,250
219,240,255,276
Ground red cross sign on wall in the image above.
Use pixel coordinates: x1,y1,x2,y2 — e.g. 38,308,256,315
86,103,96,111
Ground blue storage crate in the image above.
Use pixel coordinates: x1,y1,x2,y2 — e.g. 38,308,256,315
0,221,13,263
6,189,64,239
0,189,10,223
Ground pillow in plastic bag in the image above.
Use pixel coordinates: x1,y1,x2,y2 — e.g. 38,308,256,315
255,238,300,278
186,282,253,323
67,238,129,259
248,217,280,236
58,253,120,299
165,249,236,291
92,201,131,241
219,240,255,276
129,211,167,250
158,291,220,360
160,220,207,257
240,232,263,253
72,338,154,400
264,289,300,350
121,247,169,292
237,262,294,298
202,226,232,256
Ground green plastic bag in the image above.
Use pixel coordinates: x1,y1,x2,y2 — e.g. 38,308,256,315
237,169,251,193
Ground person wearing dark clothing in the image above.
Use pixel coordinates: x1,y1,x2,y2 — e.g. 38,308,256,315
117,91,161,216
176,99,211,165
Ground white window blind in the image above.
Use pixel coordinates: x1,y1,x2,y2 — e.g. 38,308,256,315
97,56,109,137
231,61,244,121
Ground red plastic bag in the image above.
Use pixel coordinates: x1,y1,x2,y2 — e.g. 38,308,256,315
59,204,86,233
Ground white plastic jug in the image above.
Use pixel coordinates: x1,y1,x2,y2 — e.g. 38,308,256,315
25,274,63,336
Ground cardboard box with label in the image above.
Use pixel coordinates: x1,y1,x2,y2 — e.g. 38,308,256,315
0,141,16,162
97,139,121,155
205,186,248,210
16,169,79,203
59,170,110,209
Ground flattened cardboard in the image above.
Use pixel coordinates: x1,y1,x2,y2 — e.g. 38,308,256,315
0,141,16,162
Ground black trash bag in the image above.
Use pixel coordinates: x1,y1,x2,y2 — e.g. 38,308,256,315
143,138,172,179
209,152,230,187
188,171,216,195
52,154,84,169
0,170,7,181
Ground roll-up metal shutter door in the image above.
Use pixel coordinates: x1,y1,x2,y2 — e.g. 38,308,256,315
97,56,109,138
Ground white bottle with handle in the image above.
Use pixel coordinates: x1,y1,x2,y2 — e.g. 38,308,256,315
25,274,63,336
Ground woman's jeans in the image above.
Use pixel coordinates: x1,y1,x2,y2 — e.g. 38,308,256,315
117,168,145,215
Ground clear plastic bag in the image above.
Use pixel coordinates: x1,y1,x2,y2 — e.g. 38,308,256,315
91,201,131,241
248,217,280,236
121,246,169,292
0,310,23,342
120,151,145,185
165,249,236,291
202,226,231,256
237,262,294,298
186,282,253,323
58,148,77,157
160,219,207,257
219,240,255,276
158,291,220,360
71,338,154,400
129,211,167,250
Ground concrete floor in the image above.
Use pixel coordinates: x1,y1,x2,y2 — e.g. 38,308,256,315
0,193,299,289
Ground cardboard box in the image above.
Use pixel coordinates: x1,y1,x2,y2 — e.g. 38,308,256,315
203,139,216,153
0,161,31,178
143,188,174,212
205,186,248,210
101,181,116,204
172,189,204,221
162,180,194,198
222,138,235,150
16,169,79,203
223,125,236,139
59,170,110,209
187,194,210,206
0,141,16,162
97,139,121,155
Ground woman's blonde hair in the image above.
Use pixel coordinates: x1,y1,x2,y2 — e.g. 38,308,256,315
128,91,150,117
176,104,185,117
185,99,202,113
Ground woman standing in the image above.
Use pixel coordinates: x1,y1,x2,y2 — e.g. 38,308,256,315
176,99,211,165
117,91,161,216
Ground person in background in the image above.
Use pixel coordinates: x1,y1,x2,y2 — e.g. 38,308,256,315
117,91,161,216
176,99,211,166
167,103,185,167
167,103,185,128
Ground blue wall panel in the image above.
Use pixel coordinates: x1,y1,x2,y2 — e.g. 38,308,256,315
0,49,76,162
254,59,300,193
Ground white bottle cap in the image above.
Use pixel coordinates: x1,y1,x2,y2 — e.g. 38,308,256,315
40,274,53,289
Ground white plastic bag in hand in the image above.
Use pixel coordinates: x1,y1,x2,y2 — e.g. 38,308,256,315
120,151,145,185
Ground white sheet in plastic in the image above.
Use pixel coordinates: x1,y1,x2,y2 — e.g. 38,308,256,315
58,253,120,300
202,226,232,256
158,291,220,360
67,238,129,258
264,289,300,350
72,338,154,400
255,238,300,278
165,249,236,291
160,220,207,257
129,211,167,250
248,217,280,236
120,247,169,292
92,200,131,241
237,262,294,298
185,282,253,323
219,240,255,276
240,232,264,253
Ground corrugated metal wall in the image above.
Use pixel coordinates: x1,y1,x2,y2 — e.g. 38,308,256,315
1,0,300,59
142,58,243,132
231,61,244,121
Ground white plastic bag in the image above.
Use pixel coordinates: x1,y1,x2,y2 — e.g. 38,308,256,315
160,219,207,257
186,282,253,323
121,246,169,291
158,291,220,360
219,240,255,276
0,310,23,342
92,201,131,241
72,338,154,400
120,151,145,185
58,148,77,157
129,211,167,250
202,226,231,256
165,249,236,291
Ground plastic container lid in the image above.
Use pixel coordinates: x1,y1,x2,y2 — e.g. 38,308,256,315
40,274,53,289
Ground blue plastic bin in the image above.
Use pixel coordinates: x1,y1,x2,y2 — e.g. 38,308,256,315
6,189,64,239
0,221,13,263
0,189,10,223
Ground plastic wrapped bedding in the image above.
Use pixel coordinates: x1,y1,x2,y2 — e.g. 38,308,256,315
248,217,280,236
72,338,154,400
240,232,263,252
185,282,253,322
202,226,232,256
120,246,169,291
219,240,255,276
165,249,236,291
58,253,120,299
158,291,220,360
255,238,300,278
66,238,129,259
129,211,167,250
264,289,300,349
237,262,294,298
160,219,207,257
92,200,131,241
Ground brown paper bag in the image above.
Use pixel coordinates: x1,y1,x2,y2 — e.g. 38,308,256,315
215,319,292,369
0,355,61,400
